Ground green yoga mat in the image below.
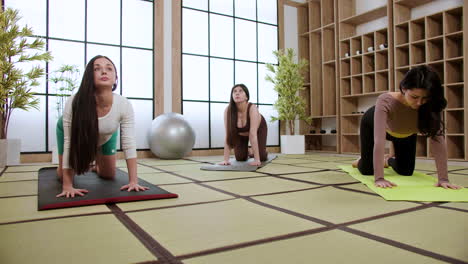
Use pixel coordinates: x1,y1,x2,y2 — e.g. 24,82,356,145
339,165,468,202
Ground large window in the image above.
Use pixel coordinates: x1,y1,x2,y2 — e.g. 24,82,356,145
6,0,154,152
182,0,280,149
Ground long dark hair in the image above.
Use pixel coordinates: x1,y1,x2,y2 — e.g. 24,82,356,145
226,84,250,148
69,55,118,174
399,65,446,139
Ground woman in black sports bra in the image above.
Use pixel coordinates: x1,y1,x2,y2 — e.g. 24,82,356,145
219,84,268,166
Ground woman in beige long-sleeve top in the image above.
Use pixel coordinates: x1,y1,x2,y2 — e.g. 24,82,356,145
353,65,461,190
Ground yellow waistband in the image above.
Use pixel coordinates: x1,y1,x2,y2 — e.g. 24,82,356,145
386,130,413,138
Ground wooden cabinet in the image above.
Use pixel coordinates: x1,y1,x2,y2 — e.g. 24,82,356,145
297,0,339,153
296,0,466,161
337,0,394,154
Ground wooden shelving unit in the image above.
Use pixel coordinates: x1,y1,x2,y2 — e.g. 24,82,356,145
393,1,466,160
338,0,394,154
295,0,466,160
297,0,340,153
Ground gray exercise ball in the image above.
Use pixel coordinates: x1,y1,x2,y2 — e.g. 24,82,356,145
149,113,196,159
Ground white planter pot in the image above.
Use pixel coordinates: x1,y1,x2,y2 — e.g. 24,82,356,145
52,145,59,164
0,138,21,166
280,135,305,154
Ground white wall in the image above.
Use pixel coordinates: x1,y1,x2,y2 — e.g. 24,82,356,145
412,0,463,19
284,5,299,62
163,0,173,113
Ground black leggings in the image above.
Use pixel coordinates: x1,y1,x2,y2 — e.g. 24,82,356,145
358,106,417,176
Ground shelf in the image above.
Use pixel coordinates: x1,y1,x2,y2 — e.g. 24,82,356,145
446,59,464,84
410,42,426,65
375,48,389,54
308,1,321,31
340,39,351,59
446,110,464,134
323,28,336,61
305,134,338,136
323,23,335,30
363,73,375,93
363,54,375,73
341,90,387,98
376,71,389,92
321,0,335,26
445,7,463,34
363,32,375,53
445,32,463,59
427,61,444,83
395,67,409,90
416,136,428,157
310,115,337,119
342,133,359,136
340,6,387,25
394,0,432,8
446,108,464,112
341,114,362,135
341,60,351,78
351,75,363,94
305,136,337,152
305,149,340,154
323,64,337,116
340,76,350,96
341,113,363,117
395,65,410,70
446,136,465,160
426,12,443,38
395,22,409,46
351,57,362,75
446,82,464,87
341,134,360,154
410,17,425,42
375,50,388,71
351,36,362,57
395,45,409,67
427,37,443,62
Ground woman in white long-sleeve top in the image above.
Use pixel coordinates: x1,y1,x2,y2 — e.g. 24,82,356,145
56,55,149,198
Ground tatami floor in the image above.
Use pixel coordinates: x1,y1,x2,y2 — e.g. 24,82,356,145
1,153,467,264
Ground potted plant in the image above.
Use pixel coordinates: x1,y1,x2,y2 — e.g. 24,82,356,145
0,8,52,167
265,48,310,154
49,64,80,163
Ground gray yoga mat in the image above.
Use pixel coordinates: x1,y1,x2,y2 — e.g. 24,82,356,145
200,154,277,171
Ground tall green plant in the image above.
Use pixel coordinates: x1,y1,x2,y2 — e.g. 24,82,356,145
0,8,52,139
50,65,80,118
265,48,310,135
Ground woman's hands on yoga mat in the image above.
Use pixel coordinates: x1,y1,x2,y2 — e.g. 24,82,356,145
120,182,150,192
219,160,231,165
56,186,89,198
434,181,462,190
374,178,397,188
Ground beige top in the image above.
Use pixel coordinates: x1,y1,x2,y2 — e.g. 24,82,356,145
373,93,448,181
62,93,137,169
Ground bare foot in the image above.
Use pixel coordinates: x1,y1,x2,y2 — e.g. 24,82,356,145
384,154,392,168
89,163,98,173
352,158,360,168
248,148,254,158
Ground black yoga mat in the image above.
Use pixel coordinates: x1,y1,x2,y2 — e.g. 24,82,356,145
38,167,178,210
